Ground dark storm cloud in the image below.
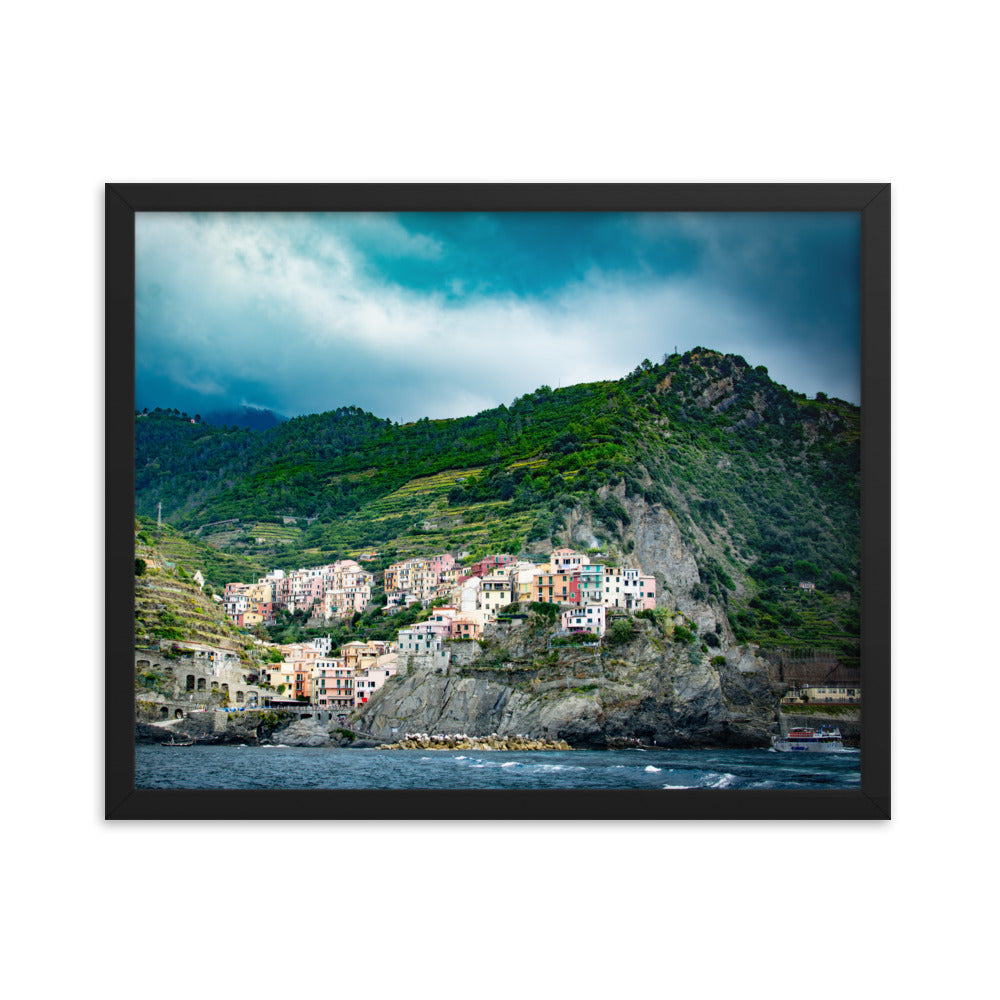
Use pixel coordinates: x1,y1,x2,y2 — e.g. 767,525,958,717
135,211,860,423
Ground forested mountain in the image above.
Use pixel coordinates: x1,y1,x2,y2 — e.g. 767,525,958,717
136,349,861,663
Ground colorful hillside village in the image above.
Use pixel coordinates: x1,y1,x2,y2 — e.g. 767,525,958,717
220,548,657,709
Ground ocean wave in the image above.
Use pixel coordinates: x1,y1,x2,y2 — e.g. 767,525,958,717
662,783,689,790
500,761,519,768
644,765,663,772
531,763,586,771
262,744,291,749
705,773,737,788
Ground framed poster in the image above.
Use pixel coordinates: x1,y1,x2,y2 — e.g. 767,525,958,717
106,183,889,819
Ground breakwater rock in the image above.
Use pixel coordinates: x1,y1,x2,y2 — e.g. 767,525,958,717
377,733,572,751
266,717,374,748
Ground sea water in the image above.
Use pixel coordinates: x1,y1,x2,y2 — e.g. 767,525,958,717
135,745,861,790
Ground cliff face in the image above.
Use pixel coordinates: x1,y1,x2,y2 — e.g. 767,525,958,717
355,489,781,749
567,490,709,607
352,616,779,749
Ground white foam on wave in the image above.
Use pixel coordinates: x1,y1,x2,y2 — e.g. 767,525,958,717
500,761,519,768
706,773,737,788
453,755,468,760
662,783,690,790
262,744,291,749
644,765,662,772
532,763,586,771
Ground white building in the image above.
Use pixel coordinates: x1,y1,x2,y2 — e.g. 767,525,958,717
478,570,513,619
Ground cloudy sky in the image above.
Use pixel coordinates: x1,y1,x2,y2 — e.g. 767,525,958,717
135,211,860,423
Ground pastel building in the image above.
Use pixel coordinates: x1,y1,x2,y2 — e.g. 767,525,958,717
353,654,399,707
479,570,513,618
397,622,447,656
429,553,456,576
437,567,460,598
292,665,313,701
459,578,481,612
449,610,485,639
223,582,250,621
623,570,657,612
551,547,589,574
511,564,542,603
561,603,606,637
312,659,354,709
265,664,297,698
531,571,578,605
341,640,394,675
601,567,626,609
467,553,515,580
576,563,604,604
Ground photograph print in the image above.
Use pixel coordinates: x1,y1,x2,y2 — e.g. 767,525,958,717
114,186,888,818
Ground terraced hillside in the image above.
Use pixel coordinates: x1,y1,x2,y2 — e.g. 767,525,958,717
134,521,261,660
136,350,862,662
136,516,269,592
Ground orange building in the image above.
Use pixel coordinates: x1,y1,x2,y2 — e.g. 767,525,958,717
531,571,576,604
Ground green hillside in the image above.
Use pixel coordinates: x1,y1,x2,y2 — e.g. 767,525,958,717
134,521,261,660
135,350,861,662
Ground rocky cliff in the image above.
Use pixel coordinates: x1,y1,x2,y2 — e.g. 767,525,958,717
563,487,727,631
352,612,780,748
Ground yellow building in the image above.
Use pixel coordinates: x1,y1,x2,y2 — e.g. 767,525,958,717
265,665,297,696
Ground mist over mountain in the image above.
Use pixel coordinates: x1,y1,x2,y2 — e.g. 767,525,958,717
200,406,286,431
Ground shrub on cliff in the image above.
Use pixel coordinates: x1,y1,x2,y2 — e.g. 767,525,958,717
528,601,560,623
605,619,635,646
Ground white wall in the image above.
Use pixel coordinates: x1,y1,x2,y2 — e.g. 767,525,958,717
7,5,994,1000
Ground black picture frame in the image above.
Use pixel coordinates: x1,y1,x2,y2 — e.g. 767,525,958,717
107,182,890,820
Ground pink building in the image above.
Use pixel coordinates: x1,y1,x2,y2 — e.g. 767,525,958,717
312,658,353,709
449,612,484,639
551,547,589,574
622,569,656,611
561,604,606,637
468,553,514,579
353,657,398,707
429,552,456,575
